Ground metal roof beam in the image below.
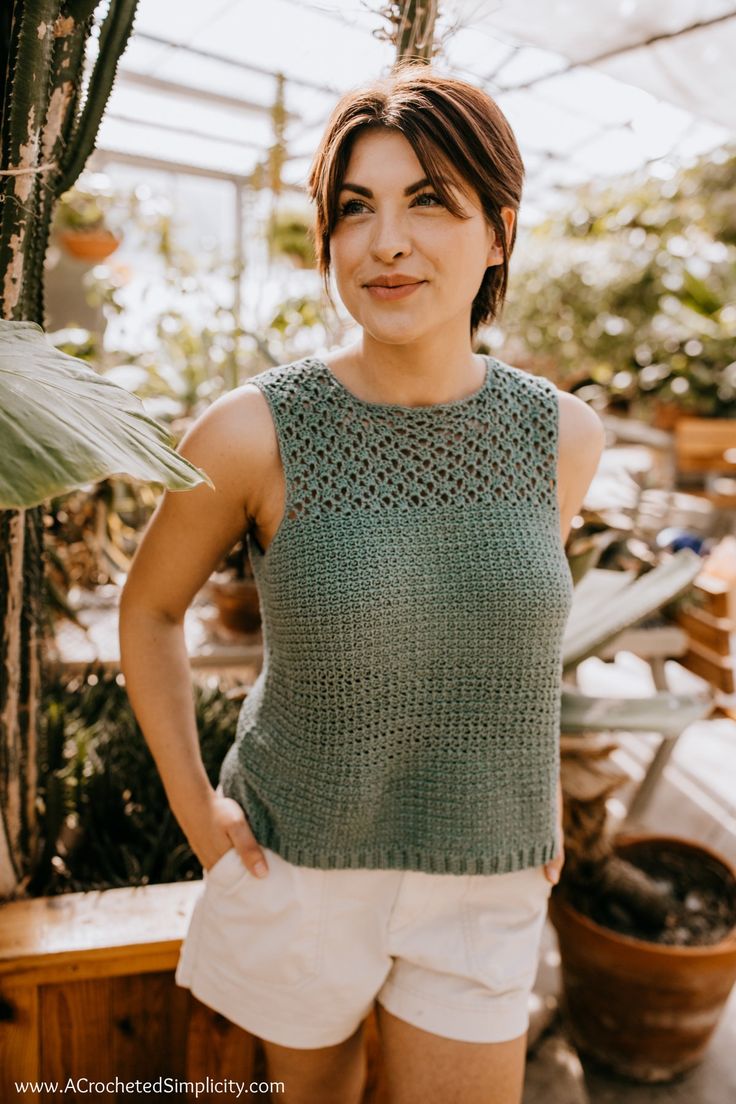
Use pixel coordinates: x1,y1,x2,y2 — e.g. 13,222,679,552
92,147,306,194
492,9,736,92
133,31,341,96
106,112,267,153
115,69,301,120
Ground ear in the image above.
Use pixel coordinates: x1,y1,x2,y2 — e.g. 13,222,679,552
486,206,516,267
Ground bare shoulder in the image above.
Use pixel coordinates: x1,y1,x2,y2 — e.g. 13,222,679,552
551,387,606,520
556,387,606,467
186,380,275,450
176,380,277,506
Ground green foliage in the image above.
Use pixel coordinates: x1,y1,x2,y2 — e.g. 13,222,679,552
32,666,241,895
55,187,116,233
267,208,316,268
503,149,736,418
84,186,338,417
0,320,212,509
266,295,326,352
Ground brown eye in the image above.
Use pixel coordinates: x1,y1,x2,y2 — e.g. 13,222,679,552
412,192,443,207
338,198,368,217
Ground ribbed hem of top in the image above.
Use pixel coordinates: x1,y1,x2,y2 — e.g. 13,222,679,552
252,824,560,876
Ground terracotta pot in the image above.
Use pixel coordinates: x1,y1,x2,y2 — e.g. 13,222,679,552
209,576,261,634
549,833,736,1083
59,228,121,262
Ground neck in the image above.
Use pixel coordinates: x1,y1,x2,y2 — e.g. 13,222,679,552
337,323,484,408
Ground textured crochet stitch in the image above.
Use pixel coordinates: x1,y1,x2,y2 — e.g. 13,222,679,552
218,354,574,874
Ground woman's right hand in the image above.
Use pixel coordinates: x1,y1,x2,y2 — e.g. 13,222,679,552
194,784,269,878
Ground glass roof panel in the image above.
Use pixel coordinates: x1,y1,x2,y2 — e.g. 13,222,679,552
93,0,735,220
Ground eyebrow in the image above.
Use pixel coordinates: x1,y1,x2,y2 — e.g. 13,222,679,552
339,177,434,198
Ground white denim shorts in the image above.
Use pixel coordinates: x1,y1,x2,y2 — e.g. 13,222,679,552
175,844,553,1049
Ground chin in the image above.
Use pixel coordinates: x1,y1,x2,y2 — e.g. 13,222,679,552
360,318,436,346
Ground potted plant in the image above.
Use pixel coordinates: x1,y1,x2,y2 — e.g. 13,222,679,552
550,830,736,1083
552,544,736,1082
208,536,261,635
54,186,122,263
266,207,316,269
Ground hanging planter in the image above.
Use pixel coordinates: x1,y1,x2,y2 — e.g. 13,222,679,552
549,832,736,1083
267,209,316,269
58,227,121,262
54,186,122,264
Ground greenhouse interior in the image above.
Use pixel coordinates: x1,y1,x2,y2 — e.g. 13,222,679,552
2,1,736,1101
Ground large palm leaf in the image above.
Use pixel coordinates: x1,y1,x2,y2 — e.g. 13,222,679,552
0,321,213,508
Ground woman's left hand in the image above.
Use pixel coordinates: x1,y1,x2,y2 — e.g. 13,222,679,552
543,780,565,885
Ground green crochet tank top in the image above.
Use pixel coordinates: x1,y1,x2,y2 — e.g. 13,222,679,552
218,354,574,875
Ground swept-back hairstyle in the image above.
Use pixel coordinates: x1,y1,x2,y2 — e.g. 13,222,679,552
307,64,524,336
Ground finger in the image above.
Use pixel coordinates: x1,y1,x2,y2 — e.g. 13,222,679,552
544,861,561,884
237,840,269,878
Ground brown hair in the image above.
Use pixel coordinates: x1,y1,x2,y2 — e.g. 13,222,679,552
307,64,524,336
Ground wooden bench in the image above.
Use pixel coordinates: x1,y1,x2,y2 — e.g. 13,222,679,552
0,881,386,1103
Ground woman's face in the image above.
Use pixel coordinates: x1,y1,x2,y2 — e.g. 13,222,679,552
328,128,514,347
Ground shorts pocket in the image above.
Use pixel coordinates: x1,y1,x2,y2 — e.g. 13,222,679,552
203,847,327,990
204,846,249,893
460,866,550,994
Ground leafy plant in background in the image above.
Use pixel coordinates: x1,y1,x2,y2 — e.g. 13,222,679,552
264,294,338,365
42,476,157,629
0,316,210,903
49,326,100,362
55,183,120,234
69,180,344,418
70,192,251,413
266,207,316,268
32,665,241,896
501,147,736,419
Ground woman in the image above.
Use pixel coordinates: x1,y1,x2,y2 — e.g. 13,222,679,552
119,64,604,1104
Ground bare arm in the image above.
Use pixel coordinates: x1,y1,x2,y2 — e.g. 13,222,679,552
557,389,606,545
547,389,606,882
118,384,274,876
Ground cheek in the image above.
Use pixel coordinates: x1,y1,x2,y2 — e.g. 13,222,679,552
433,239,491,300
423,223,489,268
330,250,365,321
329,236,363,294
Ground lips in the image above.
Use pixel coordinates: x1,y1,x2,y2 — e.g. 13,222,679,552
364,275,424,288
365,281,425,301
363,274,427,302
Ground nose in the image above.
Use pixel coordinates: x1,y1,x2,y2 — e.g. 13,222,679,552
369,209,412,263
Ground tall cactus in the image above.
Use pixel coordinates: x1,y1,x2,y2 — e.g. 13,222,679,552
0,1,138,899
